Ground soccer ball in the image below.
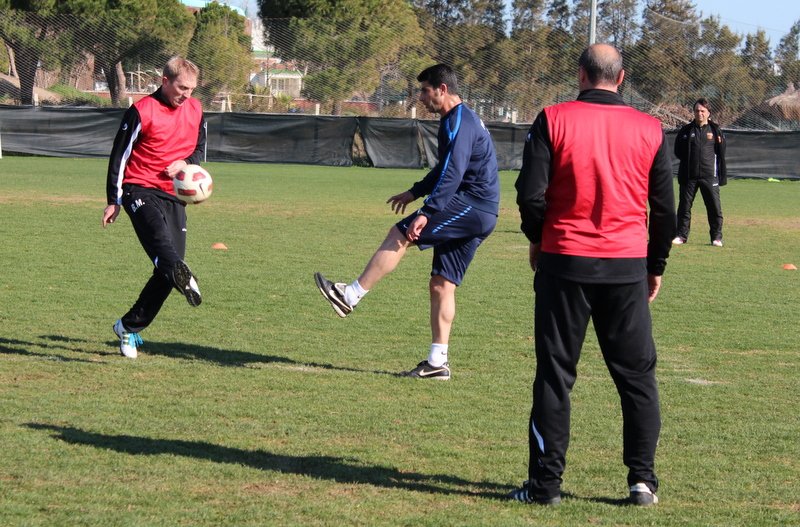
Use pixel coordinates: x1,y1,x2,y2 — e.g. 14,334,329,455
174,165,213,204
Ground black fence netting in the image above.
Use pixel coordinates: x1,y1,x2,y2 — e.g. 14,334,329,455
0,106,798,179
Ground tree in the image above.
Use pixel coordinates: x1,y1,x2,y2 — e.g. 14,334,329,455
694,16,755,122
74,0,156,107
188,2,252,106
70,0,194,107
742,29,773,81
259,0,424,115
545,0,578,91
469,0,507,39
547,0,570,31
775,20,800,88
497,26,555,121
258,0,319,75
464,27,512,112
0,2,74,105
511,0,546,36
410,0,469,26
128,0,196,68
571,0,592,45
597,0,638,51
629,0,699,104
0,1,191,106
385,4,434,113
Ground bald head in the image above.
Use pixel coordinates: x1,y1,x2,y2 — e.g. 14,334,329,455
578,44,624,91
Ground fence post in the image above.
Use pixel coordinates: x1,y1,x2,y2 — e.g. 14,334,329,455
589,0,597,44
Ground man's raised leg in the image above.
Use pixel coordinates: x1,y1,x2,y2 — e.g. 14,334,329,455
315,226,410,317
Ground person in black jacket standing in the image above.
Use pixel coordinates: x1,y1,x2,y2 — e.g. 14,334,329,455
673,98,727,247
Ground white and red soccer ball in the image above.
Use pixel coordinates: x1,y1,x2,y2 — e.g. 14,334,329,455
173,164,213,204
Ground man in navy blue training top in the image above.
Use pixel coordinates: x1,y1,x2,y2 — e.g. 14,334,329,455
315,63,500,380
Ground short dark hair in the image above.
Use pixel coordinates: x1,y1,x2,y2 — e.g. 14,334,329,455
693,98,710,112
578,45,622,85
417,64,459,95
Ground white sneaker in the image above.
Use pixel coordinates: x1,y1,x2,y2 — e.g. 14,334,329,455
672,237,686,245
113,319,142,359
712,239,723,247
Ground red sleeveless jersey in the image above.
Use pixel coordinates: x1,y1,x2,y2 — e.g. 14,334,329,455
542,101,664,258
123,95,203,195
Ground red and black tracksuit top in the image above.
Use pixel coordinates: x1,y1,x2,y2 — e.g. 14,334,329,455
516,89,675,282
106,88,206,205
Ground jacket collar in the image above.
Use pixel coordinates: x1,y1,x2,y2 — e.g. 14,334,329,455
576,89,625,105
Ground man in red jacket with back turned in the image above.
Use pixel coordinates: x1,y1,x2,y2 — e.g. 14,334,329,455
102,56,207,359
509,44,675,507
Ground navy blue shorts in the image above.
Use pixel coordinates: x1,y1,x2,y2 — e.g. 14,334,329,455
396,195,497,286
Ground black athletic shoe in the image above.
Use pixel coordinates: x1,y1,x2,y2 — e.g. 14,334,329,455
173,260,201,307
629,483,659,506
401,360,451,380
506,481,561,505
314,272,352,317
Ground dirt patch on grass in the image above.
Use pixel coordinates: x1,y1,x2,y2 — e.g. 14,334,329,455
728,217,800,230
0,191,100,206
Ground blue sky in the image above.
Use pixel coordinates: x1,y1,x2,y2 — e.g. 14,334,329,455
693,0,798,47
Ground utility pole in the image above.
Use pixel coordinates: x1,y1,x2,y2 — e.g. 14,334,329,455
589,0,598,44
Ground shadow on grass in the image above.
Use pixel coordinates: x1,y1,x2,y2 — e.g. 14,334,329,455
101,339,402,376
26,423,506,499
579,495,630,506
8,335,403,377
0,337,102,364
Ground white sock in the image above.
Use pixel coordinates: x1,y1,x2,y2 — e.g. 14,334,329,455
344,280,368,307
427,343,449,367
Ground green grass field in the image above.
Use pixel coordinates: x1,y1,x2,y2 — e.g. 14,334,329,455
1,157,798,526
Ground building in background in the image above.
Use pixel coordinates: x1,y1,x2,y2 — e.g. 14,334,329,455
249,54,303,99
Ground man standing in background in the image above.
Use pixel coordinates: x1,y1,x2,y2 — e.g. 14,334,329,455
673,98,727,246
510,44,675,506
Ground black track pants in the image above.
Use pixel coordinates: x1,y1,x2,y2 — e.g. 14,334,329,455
527,271,661,499
676,177,723,242
120,187,187,332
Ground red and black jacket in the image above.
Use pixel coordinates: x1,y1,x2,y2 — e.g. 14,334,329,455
106,88,206,205
515,89,675,281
